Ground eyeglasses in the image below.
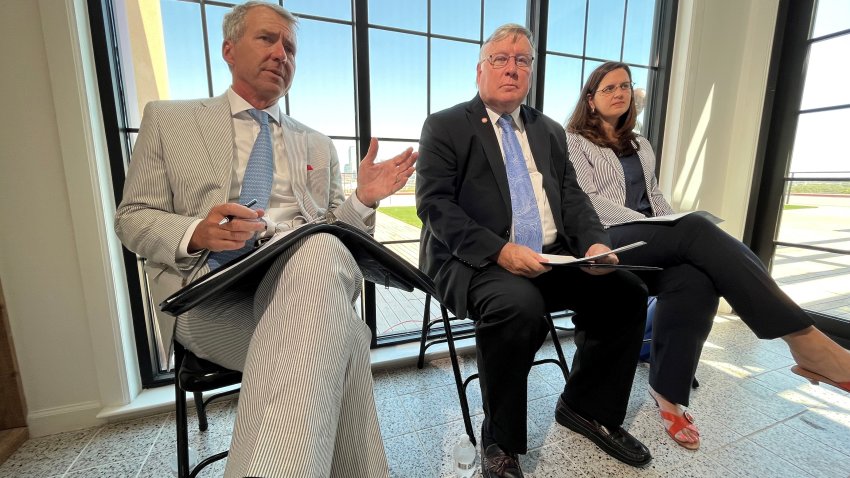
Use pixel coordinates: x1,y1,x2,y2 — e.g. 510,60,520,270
595,81,635,96
485,54,534,69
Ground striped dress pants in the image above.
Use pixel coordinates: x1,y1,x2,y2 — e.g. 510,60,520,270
175,233,388,477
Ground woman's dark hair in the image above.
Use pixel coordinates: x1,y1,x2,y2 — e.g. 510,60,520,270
566,61,638,155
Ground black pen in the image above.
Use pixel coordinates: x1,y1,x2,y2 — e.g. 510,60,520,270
218,199,258,225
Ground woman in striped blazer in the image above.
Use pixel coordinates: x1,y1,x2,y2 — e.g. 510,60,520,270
565,61,850,451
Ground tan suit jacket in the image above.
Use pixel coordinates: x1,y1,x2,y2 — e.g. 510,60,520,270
115,94,373,345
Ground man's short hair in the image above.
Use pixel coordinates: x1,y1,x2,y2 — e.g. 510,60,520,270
479,24,536,62
223,1,298,43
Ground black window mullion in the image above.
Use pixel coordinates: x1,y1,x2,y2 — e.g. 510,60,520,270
745,0,815,262
645,0,678,163
199,0,214,98
87,0,173,386
580,0,590,81
529,0,549,111
620,0,630,61
427,0,432,117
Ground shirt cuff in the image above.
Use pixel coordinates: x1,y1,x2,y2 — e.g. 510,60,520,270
351,191,378,218
177,219,204,260
259,216,275,238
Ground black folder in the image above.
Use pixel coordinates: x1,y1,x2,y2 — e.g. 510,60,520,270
159,221,435,316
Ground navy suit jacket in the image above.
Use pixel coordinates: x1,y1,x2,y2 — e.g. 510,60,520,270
415,95,610,319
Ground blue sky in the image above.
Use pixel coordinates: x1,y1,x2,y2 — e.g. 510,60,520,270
155,0,655,148
147,0,850,175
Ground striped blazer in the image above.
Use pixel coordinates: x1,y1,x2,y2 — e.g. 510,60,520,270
566,132,674,227
115,94,372,312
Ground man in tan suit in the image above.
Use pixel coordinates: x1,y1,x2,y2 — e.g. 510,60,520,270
114,2,416,477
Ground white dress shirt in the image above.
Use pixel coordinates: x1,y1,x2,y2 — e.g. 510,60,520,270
178,88,371,257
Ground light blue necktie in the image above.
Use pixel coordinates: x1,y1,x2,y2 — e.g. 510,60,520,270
208,108,274,270
497,114,543,252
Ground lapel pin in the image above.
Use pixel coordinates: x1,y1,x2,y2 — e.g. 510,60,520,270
481,117,488,124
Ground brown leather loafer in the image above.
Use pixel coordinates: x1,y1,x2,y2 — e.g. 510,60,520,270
555,397,652,467
481,443,524,478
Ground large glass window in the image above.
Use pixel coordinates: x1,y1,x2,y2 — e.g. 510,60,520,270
542,0,659,129
757,0,850,330
97,0,674,384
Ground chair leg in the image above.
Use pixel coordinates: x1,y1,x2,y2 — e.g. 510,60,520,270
545,313,571,381
176,378,190,478
417,294,433,369
441,305,477,446
193,391,208,432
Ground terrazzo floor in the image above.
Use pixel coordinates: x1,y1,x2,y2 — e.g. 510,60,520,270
2,313,849,477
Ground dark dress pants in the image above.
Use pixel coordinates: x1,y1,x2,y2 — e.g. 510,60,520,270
468,264,647,454
607,213,814,405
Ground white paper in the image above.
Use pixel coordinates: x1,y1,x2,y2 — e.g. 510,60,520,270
614,210,723,226
539,241,646,265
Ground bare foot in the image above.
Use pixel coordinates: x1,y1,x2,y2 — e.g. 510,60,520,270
784,327,850,383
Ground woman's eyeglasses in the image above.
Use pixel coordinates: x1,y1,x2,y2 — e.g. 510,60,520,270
595,82,635,96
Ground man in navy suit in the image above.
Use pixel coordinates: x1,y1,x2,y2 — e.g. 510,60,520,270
415,24,651,476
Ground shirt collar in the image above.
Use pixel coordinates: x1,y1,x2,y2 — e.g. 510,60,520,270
485,105,524,133
226,87,281,125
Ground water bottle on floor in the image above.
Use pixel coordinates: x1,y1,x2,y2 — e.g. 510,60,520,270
453,434,477,478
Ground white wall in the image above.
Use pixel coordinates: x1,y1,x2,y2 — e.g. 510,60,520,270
0,0,782,436
0,0,137,437
660,0,779,239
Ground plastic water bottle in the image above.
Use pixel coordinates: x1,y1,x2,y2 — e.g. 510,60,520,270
452,434,477,478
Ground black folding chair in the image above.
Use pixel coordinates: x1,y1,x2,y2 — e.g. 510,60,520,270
173,341,242,478
417,293,572,445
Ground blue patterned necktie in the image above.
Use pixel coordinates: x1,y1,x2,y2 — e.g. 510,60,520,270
208,108,274,270
497,114,542,252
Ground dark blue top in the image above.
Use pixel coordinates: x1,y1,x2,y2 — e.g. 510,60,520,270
618,152,653,217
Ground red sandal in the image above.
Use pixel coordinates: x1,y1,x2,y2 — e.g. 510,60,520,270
657,408,700,450
650,391,700,450
791,365,850,393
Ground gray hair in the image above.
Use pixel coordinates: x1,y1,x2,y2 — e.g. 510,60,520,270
479,23,536,62
222,1,298,43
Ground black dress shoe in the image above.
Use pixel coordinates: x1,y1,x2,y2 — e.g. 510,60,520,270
555,397,652,467
481,443,524,478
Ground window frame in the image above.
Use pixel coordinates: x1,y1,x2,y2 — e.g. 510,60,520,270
89,0,678,386
745,0,850,347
